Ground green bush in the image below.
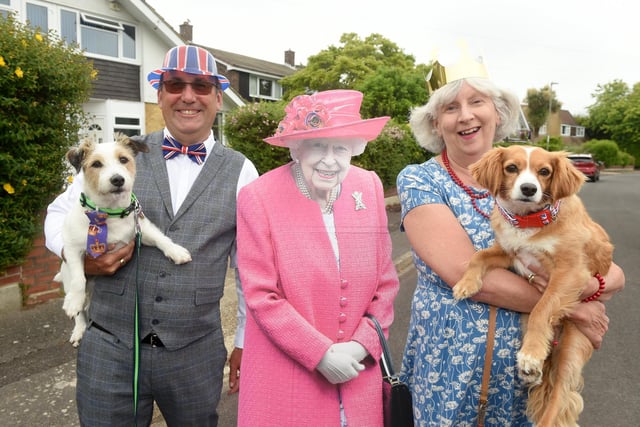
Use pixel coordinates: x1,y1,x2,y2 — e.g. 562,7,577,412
616,151,635,167
353,120,427,189
224,100,289,174
580,139,620,166
0,14,94,273
533,136,564,152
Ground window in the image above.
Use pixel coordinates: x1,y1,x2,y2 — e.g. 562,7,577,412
249,75,283,100
259,79,273,97
86,123,104,145
0,0,12,19
561,125,571,136
79,13,135,59
81,13,119,58
26,2,48,32
114,117,141,137
122,24,135,58
576,127,585,137
60,9,77,45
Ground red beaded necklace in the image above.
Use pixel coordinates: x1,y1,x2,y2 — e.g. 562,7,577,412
441,149,491,219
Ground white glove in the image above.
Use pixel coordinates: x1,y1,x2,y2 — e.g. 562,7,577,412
331,341,368,362
316,347,365,384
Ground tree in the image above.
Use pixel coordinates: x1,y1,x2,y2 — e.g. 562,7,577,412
280,33,418,100
604,82,640,162
355,65,429,120
525,85,561,138
0,15,95,272
585,80,629,140
586,80,640,164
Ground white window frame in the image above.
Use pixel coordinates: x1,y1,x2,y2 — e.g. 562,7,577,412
0,0,15,18
80,13,123,31
561,125,571,137
249,74,283,100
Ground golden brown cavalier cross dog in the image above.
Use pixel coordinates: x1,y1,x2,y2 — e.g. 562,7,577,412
453,145,613,427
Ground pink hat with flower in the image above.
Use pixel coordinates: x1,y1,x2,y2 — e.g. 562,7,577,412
264,90,389,147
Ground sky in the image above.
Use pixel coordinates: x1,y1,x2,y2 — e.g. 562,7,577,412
146,0,639,116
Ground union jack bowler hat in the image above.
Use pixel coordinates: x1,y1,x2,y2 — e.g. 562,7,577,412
147,45,230,91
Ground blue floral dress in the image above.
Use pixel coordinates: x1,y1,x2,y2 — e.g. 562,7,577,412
397,158,532,427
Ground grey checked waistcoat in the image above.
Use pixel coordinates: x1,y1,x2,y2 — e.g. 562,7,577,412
87,131,246,351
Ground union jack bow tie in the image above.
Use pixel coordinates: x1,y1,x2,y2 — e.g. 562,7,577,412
162,136,206,165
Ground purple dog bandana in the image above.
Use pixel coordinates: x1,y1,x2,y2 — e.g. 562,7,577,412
85,210,109,258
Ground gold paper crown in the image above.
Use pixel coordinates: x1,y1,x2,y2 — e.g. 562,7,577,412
426,41,489,94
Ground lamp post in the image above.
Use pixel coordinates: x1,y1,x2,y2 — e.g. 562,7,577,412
546,82,558,150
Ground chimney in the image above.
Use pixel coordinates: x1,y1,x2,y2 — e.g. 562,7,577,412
284,49,295,67
180,20,193,43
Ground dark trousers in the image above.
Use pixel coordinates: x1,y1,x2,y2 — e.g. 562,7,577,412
76,324,227,426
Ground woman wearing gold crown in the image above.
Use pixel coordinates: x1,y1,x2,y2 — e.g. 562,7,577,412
236,90,400,426
396,51,625,425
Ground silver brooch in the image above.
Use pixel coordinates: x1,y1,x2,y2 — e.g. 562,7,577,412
352,191,366,211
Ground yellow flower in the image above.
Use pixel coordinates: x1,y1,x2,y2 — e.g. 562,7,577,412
15,67,23,78
66,175,74,184
3,183,15,194
21,179,27,186
0,56,5,67
90,69,98,79
35,33,43,42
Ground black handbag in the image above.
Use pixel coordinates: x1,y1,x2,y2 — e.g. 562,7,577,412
366,314,414,427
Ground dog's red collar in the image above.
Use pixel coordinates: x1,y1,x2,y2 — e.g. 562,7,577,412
496,200,561,228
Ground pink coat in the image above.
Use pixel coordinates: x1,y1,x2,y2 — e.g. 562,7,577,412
237,163,399,426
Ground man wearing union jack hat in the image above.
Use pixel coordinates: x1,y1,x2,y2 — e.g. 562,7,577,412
45,45,258,426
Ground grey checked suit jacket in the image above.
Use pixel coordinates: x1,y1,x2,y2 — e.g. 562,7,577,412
87,131,246,351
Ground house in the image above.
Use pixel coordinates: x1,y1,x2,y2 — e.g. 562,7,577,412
1,0,296,145
178,21,297,104
540,109,586,145
557,109,586,144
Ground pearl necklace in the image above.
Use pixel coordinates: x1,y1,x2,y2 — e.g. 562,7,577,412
293,163,339,214
441,149,491,219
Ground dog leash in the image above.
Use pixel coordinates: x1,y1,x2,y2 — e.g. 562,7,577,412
132,212,142,425
477,305,497,427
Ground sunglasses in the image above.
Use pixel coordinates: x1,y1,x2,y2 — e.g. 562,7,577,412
161,79,218,95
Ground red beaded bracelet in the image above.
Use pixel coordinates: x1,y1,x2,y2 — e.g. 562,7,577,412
582,273,606,302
